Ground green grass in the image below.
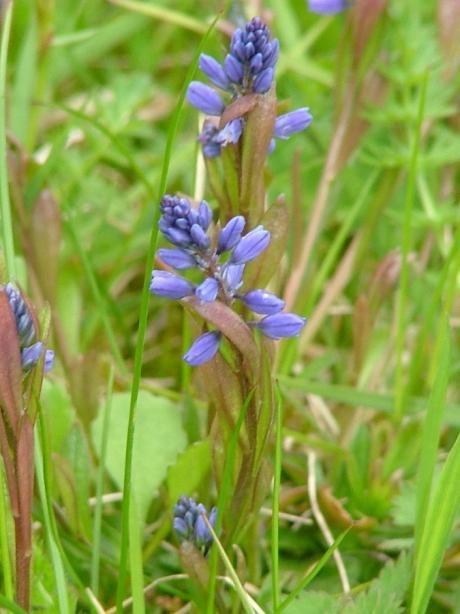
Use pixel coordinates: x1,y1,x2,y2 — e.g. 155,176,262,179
1,1,459,612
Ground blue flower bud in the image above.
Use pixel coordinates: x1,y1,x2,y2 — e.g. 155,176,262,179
199,54,229,90
230,226,270,264
44,349,55,373
150,271,195,299
224,53,244,83
241,289,285,315
186,81,225,116
255,313,307,339
190,224,211,250
183,331,221,366
163,226,193,248
253,67,274,93
5,283,36,346
198,200,213,230
274,108,313,139
196,277,219,303
21,342,44,371
221,263,245,294
217,215,245,254
308,0,349,14
215,119,243,146
173,496,217,553
158,248,197,270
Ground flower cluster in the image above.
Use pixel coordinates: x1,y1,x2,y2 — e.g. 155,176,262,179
4,284,54,373
186,17,312,158
150,195,306,366
173,496,217,553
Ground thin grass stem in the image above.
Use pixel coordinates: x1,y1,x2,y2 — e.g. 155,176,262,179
271,386,283,612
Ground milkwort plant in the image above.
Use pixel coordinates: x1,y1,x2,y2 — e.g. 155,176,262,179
0,283,53,610
150,16,312,545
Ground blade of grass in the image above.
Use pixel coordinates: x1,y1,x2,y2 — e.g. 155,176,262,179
204,517,265,614
411,430,460,614
0,0,16,279
108,0,208,34
115,14,221,612
206,390,254,614
129,498,145,614
279,528,351,611
91,366,114,596
394,70,428,420
0,461,13,599
0,594,27,614
35,427,70,614
271,386,283,612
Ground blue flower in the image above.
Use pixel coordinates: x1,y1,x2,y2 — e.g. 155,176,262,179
173,496,217,553
3,283,55,374
308,0,349,15
240,289,285,315
151,197,307,366
274,108,313,139
183,331,221,366
186,82,225,116
150,271,195,299
230,225,271,264
254,313,307,339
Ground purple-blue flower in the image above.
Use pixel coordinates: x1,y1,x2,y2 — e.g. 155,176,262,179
159,195,213,254
274,108,313,139
4,283,35,346
221,263,245,295
21,342,44,372
241,290,285,315
150,271,195,299
196,278,219,303
187,81,225,116
183,331,221,366
44,349,55,373
173,496,217,553
230,226,271,264
217,215,245,254
158,248,197,270
308,0,349,15
199,54,229,90
255,313,307,339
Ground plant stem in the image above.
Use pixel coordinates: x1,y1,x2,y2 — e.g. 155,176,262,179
0,1,16,280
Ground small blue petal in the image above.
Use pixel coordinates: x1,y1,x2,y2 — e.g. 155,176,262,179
241,289,285,315
217,215,245,254
183,331,221,366
190,224,211,250
253,67,273,93
256,313,307,339
44,349,55,373
196,277,219,303
21,342,44,371
198,200,213,230
308,0,349,14
230,226,271,264
274,108,313,139
221,263,245,294
199,53,229,90
224,54,244,83
216,119,243,147
150,271,195,299
186,81,225,116
158,248,196,270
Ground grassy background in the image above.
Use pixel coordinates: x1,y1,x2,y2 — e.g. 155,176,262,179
1,0,460,611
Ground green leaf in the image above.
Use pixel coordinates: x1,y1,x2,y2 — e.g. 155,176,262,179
40,380,74,455
344,553,411,614
92,391,187,520
284,592,340,614
167,440,211,504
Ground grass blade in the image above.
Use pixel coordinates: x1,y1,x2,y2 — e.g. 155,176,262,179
0,460,13,599
0,0,16,279
411,430,460,614
108,0,207,34
271,386,283,612
91,367,114,596
279,528,351,611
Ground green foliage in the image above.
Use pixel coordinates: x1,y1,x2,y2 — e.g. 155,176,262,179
92,391,187,520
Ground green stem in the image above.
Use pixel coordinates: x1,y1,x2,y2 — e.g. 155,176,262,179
394,71,428,420
0,1,16,279
0,461,13,600
90,366,114,596
271,387,282,612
